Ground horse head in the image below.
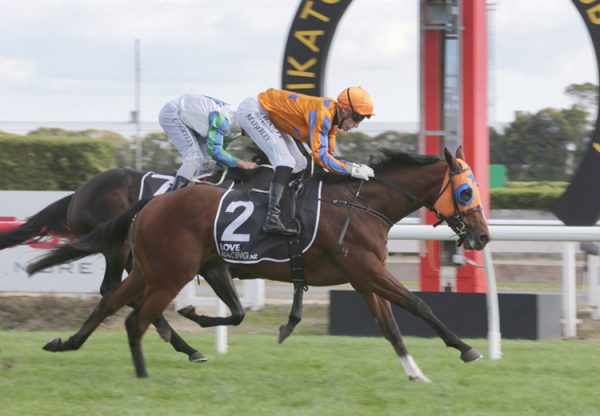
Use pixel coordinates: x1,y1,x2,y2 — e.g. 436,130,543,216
432,146,490,250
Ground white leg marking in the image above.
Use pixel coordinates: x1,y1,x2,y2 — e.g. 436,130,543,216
400,354,431,383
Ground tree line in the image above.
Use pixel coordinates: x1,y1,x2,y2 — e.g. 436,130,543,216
1,82,595,186
490,82,597,181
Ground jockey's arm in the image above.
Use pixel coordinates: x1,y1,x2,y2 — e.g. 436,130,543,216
206,111,239,168
309,112,350,175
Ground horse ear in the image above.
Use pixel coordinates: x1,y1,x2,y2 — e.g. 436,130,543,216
455,145,465,160
444,147,460,171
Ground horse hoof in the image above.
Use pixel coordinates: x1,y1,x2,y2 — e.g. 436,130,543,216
42,337,62,352
461,348,483,363
189,352,208,363
177,305,195,318
408,375,432,383
278,325,293,344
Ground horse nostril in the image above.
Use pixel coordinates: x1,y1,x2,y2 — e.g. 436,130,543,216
479,234,490,246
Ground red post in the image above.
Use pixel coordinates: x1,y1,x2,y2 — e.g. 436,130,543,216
419,1,443,291
457,0,489,292
419,0,489,293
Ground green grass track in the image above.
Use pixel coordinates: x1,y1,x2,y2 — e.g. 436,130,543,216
1,331,599,415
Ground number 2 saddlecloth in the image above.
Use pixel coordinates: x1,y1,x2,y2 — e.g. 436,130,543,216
213,180,322,263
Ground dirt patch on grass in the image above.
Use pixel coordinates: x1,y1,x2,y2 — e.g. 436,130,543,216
0,295,329,335
1,295,599,341
0,295,129,331
577,311,600,341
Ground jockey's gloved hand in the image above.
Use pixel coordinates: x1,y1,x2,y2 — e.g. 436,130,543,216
349,163,375,180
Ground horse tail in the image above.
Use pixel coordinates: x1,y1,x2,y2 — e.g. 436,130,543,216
26,243,91,276
26,197,154,276
0,194,72,250
77,196,154,252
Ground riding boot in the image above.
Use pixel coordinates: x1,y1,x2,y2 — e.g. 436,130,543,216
263,167,298,236
168,175,190,192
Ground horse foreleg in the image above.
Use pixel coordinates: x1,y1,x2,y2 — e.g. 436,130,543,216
43,271,144,353
397,289,482,362
361,292,430,382
278,283,304,343
177,265,245,328
345,255,482,363
377,272,481,362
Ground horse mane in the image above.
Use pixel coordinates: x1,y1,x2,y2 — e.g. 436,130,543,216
228,146,440,184
315,148,441,183
371,148,440,172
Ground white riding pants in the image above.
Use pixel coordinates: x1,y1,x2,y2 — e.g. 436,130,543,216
159,101,215,180
236,96,307,174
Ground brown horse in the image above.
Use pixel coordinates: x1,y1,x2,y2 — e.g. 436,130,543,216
24,160,318,344
10,165,270,362
40,147,490,381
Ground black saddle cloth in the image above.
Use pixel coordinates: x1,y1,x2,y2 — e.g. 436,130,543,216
214,179,322,264
138,169,248,199
139,172,174,198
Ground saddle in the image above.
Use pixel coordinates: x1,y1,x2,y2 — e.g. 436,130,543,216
138,167,265,199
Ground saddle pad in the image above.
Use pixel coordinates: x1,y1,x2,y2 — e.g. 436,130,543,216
139,172,174,199
214,179,322,264
139,169,254,200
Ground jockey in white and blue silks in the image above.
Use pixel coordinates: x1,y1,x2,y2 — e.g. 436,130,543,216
159,94,257,190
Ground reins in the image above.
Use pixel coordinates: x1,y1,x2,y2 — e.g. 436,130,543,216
371,176,445,222
329,198,395,227
322,163,482,246
319,173,447,228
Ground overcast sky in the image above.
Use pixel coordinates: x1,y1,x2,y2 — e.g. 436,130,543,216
0,0,596,123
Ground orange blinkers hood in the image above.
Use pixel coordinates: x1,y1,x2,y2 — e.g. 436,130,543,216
433,159,482,217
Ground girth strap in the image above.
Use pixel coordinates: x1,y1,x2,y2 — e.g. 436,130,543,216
288,235,305,285
287,179,307,289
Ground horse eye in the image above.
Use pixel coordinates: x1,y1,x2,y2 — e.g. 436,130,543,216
460,188,473,203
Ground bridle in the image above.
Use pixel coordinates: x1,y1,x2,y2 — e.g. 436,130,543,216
428,162,483,246
361,160,483,246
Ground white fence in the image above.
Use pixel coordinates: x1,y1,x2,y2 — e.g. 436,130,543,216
387,224,600,359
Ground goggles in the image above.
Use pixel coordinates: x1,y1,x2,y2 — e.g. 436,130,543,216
346,88,368,123
351,113,366,123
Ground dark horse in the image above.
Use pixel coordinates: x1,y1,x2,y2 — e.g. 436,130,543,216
36,147,490,381
6,165,271,362
0,168,179,294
